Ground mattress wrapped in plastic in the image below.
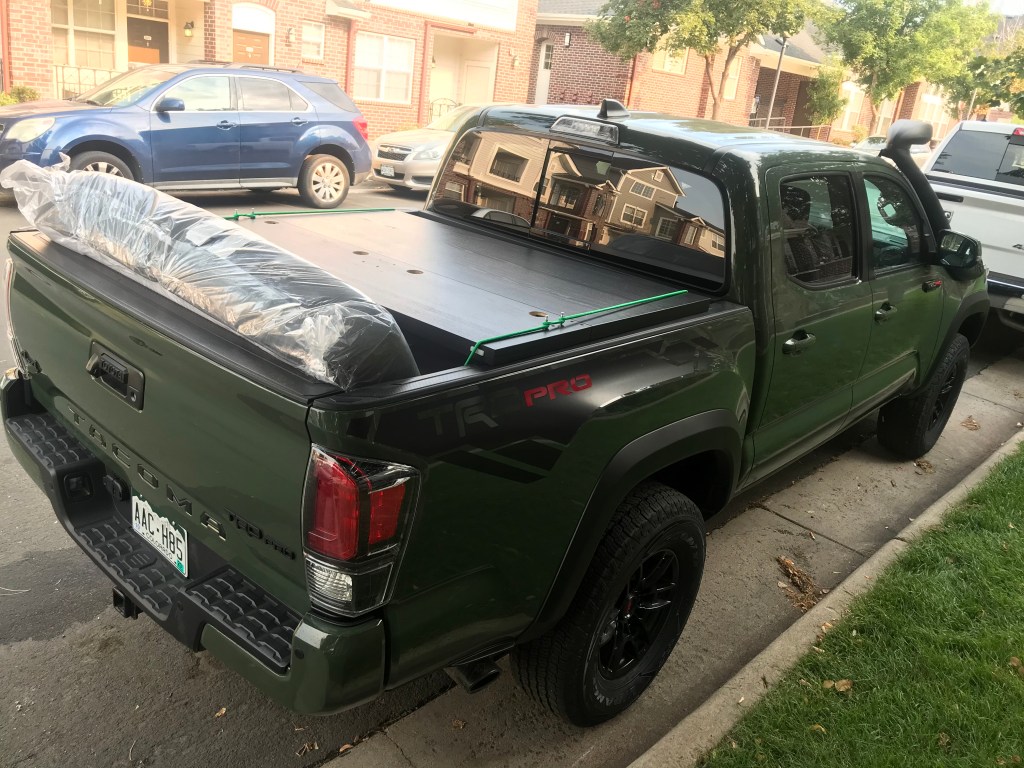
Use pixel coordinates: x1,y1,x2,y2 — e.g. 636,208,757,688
0,159,418,390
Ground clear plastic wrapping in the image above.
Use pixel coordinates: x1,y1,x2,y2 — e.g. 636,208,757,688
0,160,418,389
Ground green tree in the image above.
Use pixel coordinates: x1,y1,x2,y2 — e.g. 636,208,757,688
805,58,848,125
817,0,997,122
990,45,1024,117
589,0,812,121
937,17,1023,119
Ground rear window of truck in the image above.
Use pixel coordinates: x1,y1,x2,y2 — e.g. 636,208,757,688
428,129,728,290
931,129,1024,186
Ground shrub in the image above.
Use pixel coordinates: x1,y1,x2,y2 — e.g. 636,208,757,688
9,85,39,103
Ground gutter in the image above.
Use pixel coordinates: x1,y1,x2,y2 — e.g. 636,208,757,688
536,13,595,25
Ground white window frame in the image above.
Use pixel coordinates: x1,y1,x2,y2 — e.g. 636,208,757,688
621,204,647,227
630,180,655,198
723,57,742,101
840,81,864,131
52,0,117,71
710,232,725,251
301,21,326,62
653,46,688,75
354,32,415,104
655,217,678,241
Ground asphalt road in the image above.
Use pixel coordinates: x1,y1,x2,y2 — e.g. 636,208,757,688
0,179,1021,768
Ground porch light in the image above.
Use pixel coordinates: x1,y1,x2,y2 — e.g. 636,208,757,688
183,21,194,38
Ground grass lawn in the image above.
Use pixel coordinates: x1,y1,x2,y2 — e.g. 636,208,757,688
699,445,1024,768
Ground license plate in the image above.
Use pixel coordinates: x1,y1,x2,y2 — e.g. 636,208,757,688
131,494,188,576
380,164,395,178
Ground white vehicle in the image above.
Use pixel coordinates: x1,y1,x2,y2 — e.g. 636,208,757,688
925,121,1024,329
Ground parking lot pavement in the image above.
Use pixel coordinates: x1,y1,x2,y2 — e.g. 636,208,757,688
1,180,1022,768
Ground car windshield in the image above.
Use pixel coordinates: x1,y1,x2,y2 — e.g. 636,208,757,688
859,138,886,148
75,67,185,107
426,106,478,132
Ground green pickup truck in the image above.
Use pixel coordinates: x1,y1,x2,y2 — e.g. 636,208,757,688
2,103,988,727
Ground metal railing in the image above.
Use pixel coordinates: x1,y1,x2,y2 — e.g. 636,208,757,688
54,65,122,99
748,117,831,141
430,97,458,120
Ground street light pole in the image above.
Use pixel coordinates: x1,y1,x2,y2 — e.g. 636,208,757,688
765,35,788,130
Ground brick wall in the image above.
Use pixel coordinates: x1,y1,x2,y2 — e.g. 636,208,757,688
627,50,706,117
528,24,631,105
7,0,54,96
753,69,805,127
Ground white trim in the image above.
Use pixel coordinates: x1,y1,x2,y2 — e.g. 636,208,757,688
353,32,415,104
536,13,593,25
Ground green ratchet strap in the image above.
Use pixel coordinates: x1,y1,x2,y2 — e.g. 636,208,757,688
462,289,689,367
225,207,396,221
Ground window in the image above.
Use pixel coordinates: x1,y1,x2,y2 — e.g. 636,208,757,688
126,0,168,18
997,139,1024,186
630,180,655,198
863,176,924,270
932,129,1016,182
238,78,307,111
592,194,606,217
652,46,688,75
302,22,325,62
779,175,857,285
552,183,580,209
655,217,679,241
710,232,725,252
622,204,647,227
443,181,465,200
840,82,864,131
723,58,742,100
163,76,233,111
301,81,358,112
52,0,115,71
490,150,527,182
354,33,415,103
542,43,553,70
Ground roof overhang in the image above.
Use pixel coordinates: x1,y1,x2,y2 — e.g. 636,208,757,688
748,42,820,77
536,13,595,26
325,0,371,20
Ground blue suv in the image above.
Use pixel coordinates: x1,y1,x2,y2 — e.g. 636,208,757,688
0,63,371,208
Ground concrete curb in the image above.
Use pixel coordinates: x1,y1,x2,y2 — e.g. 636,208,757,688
629,425,1024,768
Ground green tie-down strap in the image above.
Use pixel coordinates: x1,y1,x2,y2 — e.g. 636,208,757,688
462,288,690,367
224,207,397,221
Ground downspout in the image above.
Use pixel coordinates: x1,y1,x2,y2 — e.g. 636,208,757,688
345,20,357,93
624,54,638,108
0,0,11,93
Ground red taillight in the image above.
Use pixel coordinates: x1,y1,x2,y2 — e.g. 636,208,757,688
307,452,360,560
354,116,369,141
368,483,405,547
1014,127,1024,137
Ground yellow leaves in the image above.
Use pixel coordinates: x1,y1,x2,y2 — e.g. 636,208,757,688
835,679,853,693
823,679,835,689
810,723,828,735
213,707,227,718
938,732,950,749
961,415,980,431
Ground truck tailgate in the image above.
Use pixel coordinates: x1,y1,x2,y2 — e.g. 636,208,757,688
5,231,322,663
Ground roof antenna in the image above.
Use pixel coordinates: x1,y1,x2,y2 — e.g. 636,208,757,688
597,99,630,120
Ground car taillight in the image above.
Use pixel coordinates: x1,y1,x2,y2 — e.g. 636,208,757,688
4,258,27,378
354,117,369,141
1014,127,1024,137
302,446,417,617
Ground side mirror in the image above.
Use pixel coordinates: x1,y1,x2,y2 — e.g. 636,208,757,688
155,97,185,113
939,230,984,281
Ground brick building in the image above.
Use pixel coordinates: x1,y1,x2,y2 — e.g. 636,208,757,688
0,0,538,138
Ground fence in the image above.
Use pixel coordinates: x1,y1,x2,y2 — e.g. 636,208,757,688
748,117,831,141
54,65,122,100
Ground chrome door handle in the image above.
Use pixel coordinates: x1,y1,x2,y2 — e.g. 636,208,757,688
783,331,816,355
291,117,307,126
874,303,898,322
216,120,237,129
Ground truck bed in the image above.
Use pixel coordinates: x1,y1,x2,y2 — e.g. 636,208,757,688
236,210,712,370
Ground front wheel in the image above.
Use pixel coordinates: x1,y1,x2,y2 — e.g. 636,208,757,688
69,151,134,181
297,154,350,208
877,333,970,460
511,482,706,726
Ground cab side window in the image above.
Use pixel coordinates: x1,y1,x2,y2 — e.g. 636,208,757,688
863,176,924,271
779,175,857,286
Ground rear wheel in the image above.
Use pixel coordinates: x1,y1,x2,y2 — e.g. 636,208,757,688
511,482,706,726
297,154,349,208
877,333,969,459
69,151,133,180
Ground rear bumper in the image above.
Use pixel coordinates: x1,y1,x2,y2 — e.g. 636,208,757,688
371,154,438,190
1,372,386,714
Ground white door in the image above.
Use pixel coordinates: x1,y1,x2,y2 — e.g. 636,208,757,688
534,41,553,105
462,61,493,104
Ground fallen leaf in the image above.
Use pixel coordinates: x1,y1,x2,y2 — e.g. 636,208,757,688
799,678,811,687
809,531,816,541
730,740,738,749
812,646,825,654
1010,523,1017,530
214,707,227,719
738,696,745,704
777,580,789,589
834,679,853,693
810,724,827,734
961,415,980,431
1012,756,1021,764
339,744,353,755
914,459,935,474
1011,657,1021,668
938,732,950,748
293,725,306,732
823,680,835,689
452,718,466,730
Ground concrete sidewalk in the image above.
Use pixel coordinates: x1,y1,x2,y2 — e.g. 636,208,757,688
331,353,1024,768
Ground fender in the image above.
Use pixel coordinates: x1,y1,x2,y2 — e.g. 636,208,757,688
924,288,989,387
518,409,742,643
45,125,150,182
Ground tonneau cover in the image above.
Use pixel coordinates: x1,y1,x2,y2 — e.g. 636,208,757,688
0,160,418,389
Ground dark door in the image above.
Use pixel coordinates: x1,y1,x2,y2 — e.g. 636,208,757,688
127,18,169,65
853,173,945,409
233,31,271,65
751,170,873,480
236,76,310,181
149,75,240,184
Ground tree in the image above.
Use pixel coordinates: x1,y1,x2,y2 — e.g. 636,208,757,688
589,0,812,121
990,45,1024,117
817,0,998,114
805,58,848,125
937,17,1024,119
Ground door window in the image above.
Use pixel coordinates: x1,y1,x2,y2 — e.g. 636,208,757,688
863,176,924,271
779,175,857,285
162,76,232,111
238,78,307,111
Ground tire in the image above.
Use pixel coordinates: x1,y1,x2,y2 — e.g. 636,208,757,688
297,154,350,208
511,482,706,726
877,333,970,460
69,151,134,181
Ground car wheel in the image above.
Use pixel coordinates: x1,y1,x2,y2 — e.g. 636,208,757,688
877,333,969,460
69,151,134,180
298,154,349,208
511,482,706,726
